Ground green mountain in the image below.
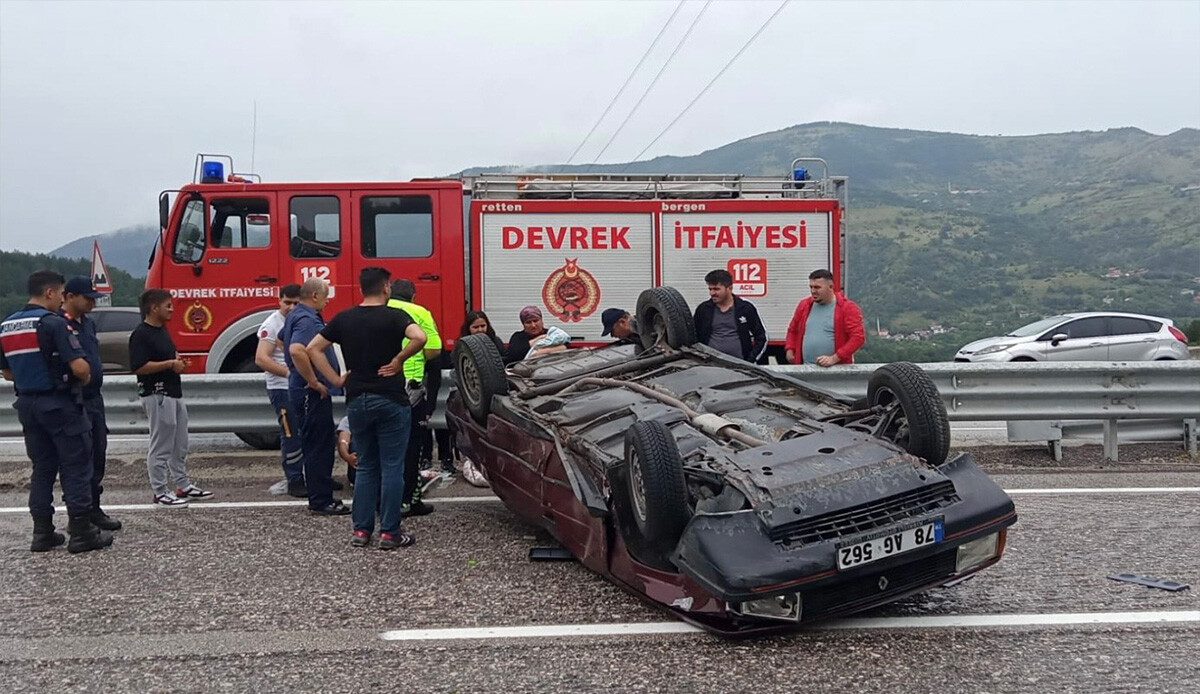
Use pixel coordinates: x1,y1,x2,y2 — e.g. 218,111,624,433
25,122,1200,358
466,122,1200,358
0,250,144,318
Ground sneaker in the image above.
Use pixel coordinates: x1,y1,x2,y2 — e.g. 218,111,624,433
350,529,371,547
177,485,214,500
154,492,189,507
287,481,309,498
268,479,289,495
378,531,415,550
401,500,434,518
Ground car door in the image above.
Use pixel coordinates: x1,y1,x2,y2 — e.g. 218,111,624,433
1107,316,1162,361
96,309,143,372
1042,316,1109,361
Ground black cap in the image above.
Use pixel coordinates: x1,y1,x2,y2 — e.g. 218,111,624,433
64,276,104,299
600,308,626,336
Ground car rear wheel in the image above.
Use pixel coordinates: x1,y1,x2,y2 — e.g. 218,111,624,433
232,357,281,450
867,362,950,466
454,333,508,426
613,420,690,571
636,287,696,351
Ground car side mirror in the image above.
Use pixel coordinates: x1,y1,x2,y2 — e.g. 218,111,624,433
1050,333,1068,346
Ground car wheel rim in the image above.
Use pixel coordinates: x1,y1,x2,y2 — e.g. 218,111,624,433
461,358,481,407
629,452,648,525
873,387,910,449
647,310,667,347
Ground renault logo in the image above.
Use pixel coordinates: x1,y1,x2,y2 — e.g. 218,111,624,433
878,576,889,591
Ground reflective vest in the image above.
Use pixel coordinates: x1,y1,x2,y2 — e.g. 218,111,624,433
386,298,442,382
0,305,69,395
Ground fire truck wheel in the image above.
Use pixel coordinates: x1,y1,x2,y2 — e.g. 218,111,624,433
636,287,696,351
455,333,508,426
867,362,950,466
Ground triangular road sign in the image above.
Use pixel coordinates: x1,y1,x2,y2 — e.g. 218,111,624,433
91,240,113,292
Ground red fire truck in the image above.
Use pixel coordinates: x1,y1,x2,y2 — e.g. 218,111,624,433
148,154,847,374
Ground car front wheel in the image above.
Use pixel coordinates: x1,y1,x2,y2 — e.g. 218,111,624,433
867,362,951,466
612,420,691,571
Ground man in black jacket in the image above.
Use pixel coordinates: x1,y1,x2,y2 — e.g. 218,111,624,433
692,269,768,362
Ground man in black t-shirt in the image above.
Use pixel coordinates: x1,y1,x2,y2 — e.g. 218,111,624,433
307,266,426,550
129,289,213,507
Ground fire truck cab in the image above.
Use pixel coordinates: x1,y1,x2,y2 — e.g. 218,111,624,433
149,154,847,374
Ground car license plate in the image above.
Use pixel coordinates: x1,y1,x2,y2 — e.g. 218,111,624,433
837,520,944,570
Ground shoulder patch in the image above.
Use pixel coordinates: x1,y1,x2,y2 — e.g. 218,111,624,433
260,329,269,338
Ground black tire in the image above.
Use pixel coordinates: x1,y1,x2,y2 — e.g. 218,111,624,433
867,362,951,466
636,286,696,351
454,333,508,426
232,357,281,450
613,420,690,570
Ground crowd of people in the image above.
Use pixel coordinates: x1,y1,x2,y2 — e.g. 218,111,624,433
1,265,864,554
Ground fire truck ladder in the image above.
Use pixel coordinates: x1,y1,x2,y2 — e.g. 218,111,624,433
467,157,845,204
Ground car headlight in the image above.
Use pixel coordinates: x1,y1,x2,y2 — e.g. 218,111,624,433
731,593,803,622
956,533,999,573
974,343,1015,356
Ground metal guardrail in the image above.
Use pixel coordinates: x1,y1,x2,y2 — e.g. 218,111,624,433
1,362,1197,460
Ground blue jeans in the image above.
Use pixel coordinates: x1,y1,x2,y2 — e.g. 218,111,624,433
268,389,303,484
347,393,410,535
289,388,336,509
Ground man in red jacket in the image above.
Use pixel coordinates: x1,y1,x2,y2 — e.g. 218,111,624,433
784,269,866,366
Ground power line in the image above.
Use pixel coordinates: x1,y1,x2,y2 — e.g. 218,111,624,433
564,0,686,166
589,0,714,167
623,0,790,170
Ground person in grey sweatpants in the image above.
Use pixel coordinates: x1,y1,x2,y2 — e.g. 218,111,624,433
128,289,212,506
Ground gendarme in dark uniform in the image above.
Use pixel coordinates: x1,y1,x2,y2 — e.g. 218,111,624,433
61,276,122,532
0,270,114,554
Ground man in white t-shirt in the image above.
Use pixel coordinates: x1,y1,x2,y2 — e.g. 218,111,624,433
255,285,304,497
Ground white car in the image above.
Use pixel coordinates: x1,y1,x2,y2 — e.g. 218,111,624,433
954,312,1190,362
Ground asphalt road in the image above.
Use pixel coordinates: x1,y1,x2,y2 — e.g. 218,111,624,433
0,443,1197,693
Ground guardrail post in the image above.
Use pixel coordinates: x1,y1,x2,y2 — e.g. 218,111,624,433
1103,419,1119,462
1185,419,1198,458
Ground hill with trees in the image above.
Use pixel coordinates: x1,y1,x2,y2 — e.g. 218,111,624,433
0,250,143,318
25,122,1200,357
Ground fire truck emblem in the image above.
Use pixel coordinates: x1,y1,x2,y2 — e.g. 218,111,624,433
185,301,213,333
541,258,600,323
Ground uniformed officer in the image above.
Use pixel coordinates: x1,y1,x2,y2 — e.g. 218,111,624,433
0,270,114,553
62,276,122,532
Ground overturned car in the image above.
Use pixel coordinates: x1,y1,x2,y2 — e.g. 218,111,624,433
448,287,1016,636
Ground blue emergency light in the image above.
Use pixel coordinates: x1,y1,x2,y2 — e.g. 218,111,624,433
201,161,225,184
793,167,809,182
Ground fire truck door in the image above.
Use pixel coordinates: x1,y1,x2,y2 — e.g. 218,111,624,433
350,190,443,334
284,192,353,314
197,191,282,322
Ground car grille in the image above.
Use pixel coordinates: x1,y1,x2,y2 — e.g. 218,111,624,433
770,481,959,546
803,550,958,618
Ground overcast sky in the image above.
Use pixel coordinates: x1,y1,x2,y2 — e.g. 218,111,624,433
1,0,1197,254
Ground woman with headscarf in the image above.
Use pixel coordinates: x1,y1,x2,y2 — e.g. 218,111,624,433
504,305,568,364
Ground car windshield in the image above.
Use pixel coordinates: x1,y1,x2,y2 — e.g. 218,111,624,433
1007,315,1071,337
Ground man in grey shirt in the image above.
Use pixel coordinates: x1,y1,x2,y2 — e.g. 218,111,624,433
692,269,768,362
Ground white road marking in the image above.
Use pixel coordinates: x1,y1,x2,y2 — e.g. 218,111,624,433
2,487,1199,514
1006,487,1200,495
0,495,504,514
378,610,1200,641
